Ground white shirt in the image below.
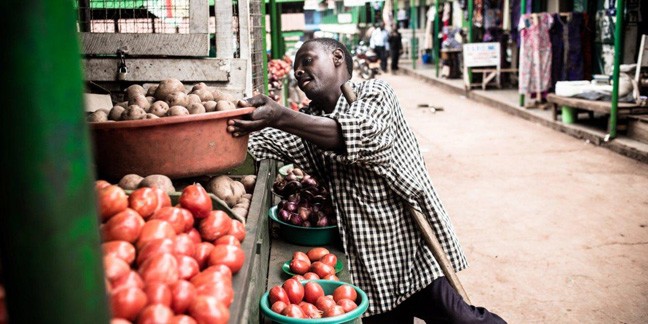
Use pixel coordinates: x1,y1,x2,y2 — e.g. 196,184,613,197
369,28,389,50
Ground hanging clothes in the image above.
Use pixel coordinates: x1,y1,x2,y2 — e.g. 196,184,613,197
518,13,554,94
549,13,565,90
564,13,584,81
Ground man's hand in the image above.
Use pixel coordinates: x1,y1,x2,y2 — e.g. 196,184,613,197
227,94,285,137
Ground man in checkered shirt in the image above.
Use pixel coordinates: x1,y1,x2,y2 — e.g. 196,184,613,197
228,38,505,323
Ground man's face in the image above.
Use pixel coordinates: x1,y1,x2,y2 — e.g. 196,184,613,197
293,42,339,101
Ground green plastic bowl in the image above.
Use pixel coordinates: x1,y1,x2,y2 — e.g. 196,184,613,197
260,280,369,323
268,206,338,246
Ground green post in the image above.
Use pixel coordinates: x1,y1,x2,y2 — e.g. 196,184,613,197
608,0,624,139
467,0,474,84
261,0,269,94
269,0,282,59
434,0,440,77
410,0,418,69
519,0,527,106
0,0,109,323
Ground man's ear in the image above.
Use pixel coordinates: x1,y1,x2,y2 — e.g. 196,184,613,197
333,49,344,67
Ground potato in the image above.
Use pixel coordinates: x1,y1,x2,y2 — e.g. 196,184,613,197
146,96,155,105
129,94,151,111
116,101,129,108
154,78,185,101
121,105,147,120
167,106,189,116
212,90,235,102
87,110,108,122
186,94,202,105
203,101,217,112
166,91,188,107
149,101,170,117
118,174,144,190
144,113,159,119
126,84,146,100
207,175,242,208
139,174,175,193
191,89,214,102
216,100,235,111
187,102,206,115
240,175,256,194
146,85,158,97
231,206,248,219
108,105,126,121
231,181,246,203
191,82,208,92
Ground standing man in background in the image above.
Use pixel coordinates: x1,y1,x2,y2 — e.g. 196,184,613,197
370,22,389,73
388,25,403,74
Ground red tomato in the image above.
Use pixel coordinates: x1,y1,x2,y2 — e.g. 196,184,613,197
193,242,215,270
179,208,195,232
282,304,305,318
150,207,187,234
143,282,172,307
102,208,144,243
323,305,346,318
136,238,174,266
150,187,172,212
169,315,197,324
306,247,329,262
199,210,232,241
170,234,195,258
208,244,245,274
282,278,304,304
195,281,234,307
110,287,147,321
332,284,358,303
128,187,159,219
188,295,230,324
292,251,311,265
187,228,202,244
227,219,246,242
111,270,144,291
300,302,322,319
214,234,241,247
110,319,131,324
98,185,129,221
310,261,335,279
104,255,130,282
291,275,306,281
268,285,290,305
170,280,197,314
303,281,325,304
102,241,136,265
179,183,212,219
175,255,200,280
320,253,337,267
315,295,336,312
137,304,174,324
271,301,288,314
139,253,179,285
337,298,358,312
303,272,320,280
137,220,176,249
95,179,111,191
190,265,232,288
289,259,310,275
322,274,339,281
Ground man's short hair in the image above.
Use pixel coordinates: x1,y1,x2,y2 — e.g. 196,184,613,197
303,38,353,79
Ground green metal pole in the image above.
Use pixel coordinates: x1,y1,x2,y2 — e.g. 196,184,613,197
411,0,418,69
467,0,473,84
434,0,440,77
0,0,109,323
519,0,527,106
608,0,624,139
269,0,281,59
261,0,269,94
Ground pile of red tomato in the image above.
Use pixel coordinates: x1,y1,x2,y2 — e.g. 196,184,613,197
289,247,339,281
96,181,246,324
268,280,359,319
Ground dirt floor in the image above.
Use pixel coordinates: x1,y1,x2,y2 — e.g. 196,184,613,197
375,72,648,323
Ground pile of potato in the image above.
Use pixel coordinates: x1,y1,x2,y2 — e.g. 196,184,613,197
88,78,241,122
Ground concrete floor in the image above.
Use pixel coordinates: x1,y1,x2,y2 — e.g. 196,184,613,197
376,72,648,323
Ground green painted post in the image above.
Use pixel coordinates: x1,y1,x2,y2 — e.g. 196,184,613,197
411,0,418,69
261,0,269,94
608,0,624,139
0,0,109,323
269,0,281,59
467,0,473,84
519,0,527,106
434,0,440,77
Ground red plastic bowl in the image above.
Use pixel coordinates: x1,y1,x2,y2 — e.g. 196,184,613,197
90,108,254,180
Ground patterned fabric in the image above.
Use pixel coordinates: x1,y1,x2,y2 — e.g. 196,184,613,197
248,79,468,316
518,13,554,94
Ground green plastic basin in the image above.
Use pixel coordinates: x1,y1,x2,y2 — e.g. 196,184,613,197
268,206,338,246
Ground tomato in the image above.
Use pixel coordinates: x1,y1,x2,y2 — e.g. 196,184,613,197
188,295,230,324
190,265,232,288
306,247,329,262
137,220,176,249
95,179,111,191
178,208,195,233
193,242,215,270
128,187,159,219
104,255,130,282
143,282,172,307
288,259,309,275
292,251,311,265
139,253,179,285
299,302,322,319
282,304,305,318
102,208,144,243
282,278,304,304
208,244,245,274
214,235,241,247
227,219,246,242
291,275,306,281
170,280,197,314
169,315,197,324
199,210,232,241
102,241,136,265
310,261,335,279
110,287,147,321
98,185,129,221
175,255,200,280
303,281,325,304
322,274,339,281
171,234,195,258
110,319,131,324
271,301,288,314
137,304,174,324
136,238,174,266
320,253,337,267
268,285,290,305
150,207,187,234
303,272,320,280
332,284,358,303
315,295,336,312
323,305,346,317
111,271,144,291
150,187,172,212
195,281,234,307
187,228,202,244
337,298,358,312
179,183,212,219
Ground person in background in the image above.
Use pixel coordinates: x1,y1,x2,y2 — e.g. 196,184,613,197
227,37,506,324
397,7,409,29
370,22,390,73
388,25,403,74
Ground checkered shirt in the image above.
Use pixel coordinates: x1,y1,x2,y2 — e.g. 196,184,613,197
248,79,468,316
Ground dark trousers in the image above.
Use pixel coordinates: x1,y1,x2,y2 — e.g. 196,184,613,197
362,277,506,324
390,50,400,71
374,46,388,72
